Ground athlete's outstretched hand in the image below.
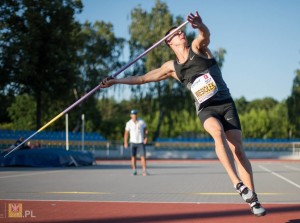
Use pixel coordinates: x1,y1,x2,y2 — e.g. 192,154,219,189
187,11,203,29
100,76,115,88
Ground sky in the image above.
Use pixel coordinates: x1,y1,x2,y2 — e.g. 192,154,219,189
76,0,300,102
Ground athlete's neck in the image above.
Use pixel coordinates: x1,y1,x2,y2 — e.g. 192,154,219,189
174,46,189,64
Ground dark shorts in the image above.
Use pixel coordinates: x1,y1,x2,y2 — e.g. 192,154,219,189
130,143,146,157
198,98,241,132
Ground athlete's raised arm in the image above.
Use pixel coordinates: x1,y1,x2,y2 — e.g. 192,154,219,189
188,11,212,57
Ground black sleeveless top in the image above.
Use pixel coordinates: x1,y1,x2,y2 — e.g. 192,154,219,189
174,48,216,86
174,48,231,109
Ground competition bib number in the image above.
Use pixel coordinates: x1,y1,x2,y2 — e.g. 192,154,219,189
191,73,218,103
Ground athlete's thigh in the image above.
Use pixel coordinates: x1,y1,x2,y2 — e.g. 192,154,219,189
225,129,243,149
203,117,225,139
223,101,241,131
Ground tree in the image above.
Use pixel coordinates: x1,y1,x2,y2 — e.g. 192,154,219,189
287,69,300,138
0,91,14,125
234,97,248,115
77,21,125,94
213,48,227,68
240,109,270,138
70,20,125,132
0,0,83,129
236,96,291,138
247,97,278,112
1,0,125,133
7,94,36,130
267,102,289,138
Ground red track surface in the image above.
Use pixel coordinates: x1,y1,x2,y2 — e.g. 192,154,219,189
1,200,300,223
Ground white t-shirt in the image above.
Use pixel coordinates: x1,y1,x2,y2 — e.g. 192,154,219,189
125,118,147,143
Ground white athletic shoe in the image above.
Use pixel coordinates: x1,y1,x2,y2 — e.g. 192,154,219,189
235,182,266,217
249,200,266,217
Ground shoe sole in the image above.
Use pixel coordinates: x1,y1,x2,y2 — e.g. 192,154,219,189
255,212,266,217
253,210,266,217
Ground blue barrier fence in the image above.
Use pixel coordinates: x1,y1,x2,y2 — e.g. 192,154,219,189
0,129,108,151
155,137,299,143
1,130,300,154
0,129,106,141
154,137,300,152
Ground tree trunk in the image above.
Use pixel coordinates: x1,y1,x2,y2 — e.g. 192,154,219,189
153,82,163,141
36,90,42,129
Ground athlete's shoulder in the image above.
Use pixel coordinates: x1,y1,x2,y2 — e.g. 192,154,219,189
162,60,175,70
161,60,181,81
191,43,214,59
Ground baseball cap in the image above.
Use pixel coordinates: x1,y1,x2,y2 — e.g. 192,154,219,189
130,109,138,114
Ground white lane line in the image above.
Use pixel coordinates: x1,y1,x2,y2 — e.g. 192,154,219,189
285,165,300,171
0,170,65,179
259,165,300,189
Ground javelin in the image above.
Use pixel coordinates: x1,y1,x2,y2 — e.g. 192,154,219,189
4,20,189,158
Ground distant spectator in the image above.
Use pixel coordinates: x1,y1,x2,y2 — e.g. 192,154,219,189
124,109,148,176
21,141,32,150
31,141,42,149
1,136,28,154
8,136,27,150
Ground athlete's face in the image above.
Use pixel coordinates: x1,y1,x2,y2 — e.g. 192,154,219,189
167,29,185,45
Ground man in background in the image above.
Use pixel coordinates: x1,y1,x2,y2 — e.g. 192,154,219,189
124,109,148,176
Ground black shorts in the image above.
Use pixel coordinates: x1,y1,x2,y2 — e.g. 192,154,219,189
198,98,241,131
130,143,146,157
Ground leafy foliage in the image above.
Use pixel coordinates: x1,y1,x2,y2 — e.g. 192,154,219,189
0,0,83,128
287,69,300,137
0,0,125,133
7,94,36,130
0,0,297,142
